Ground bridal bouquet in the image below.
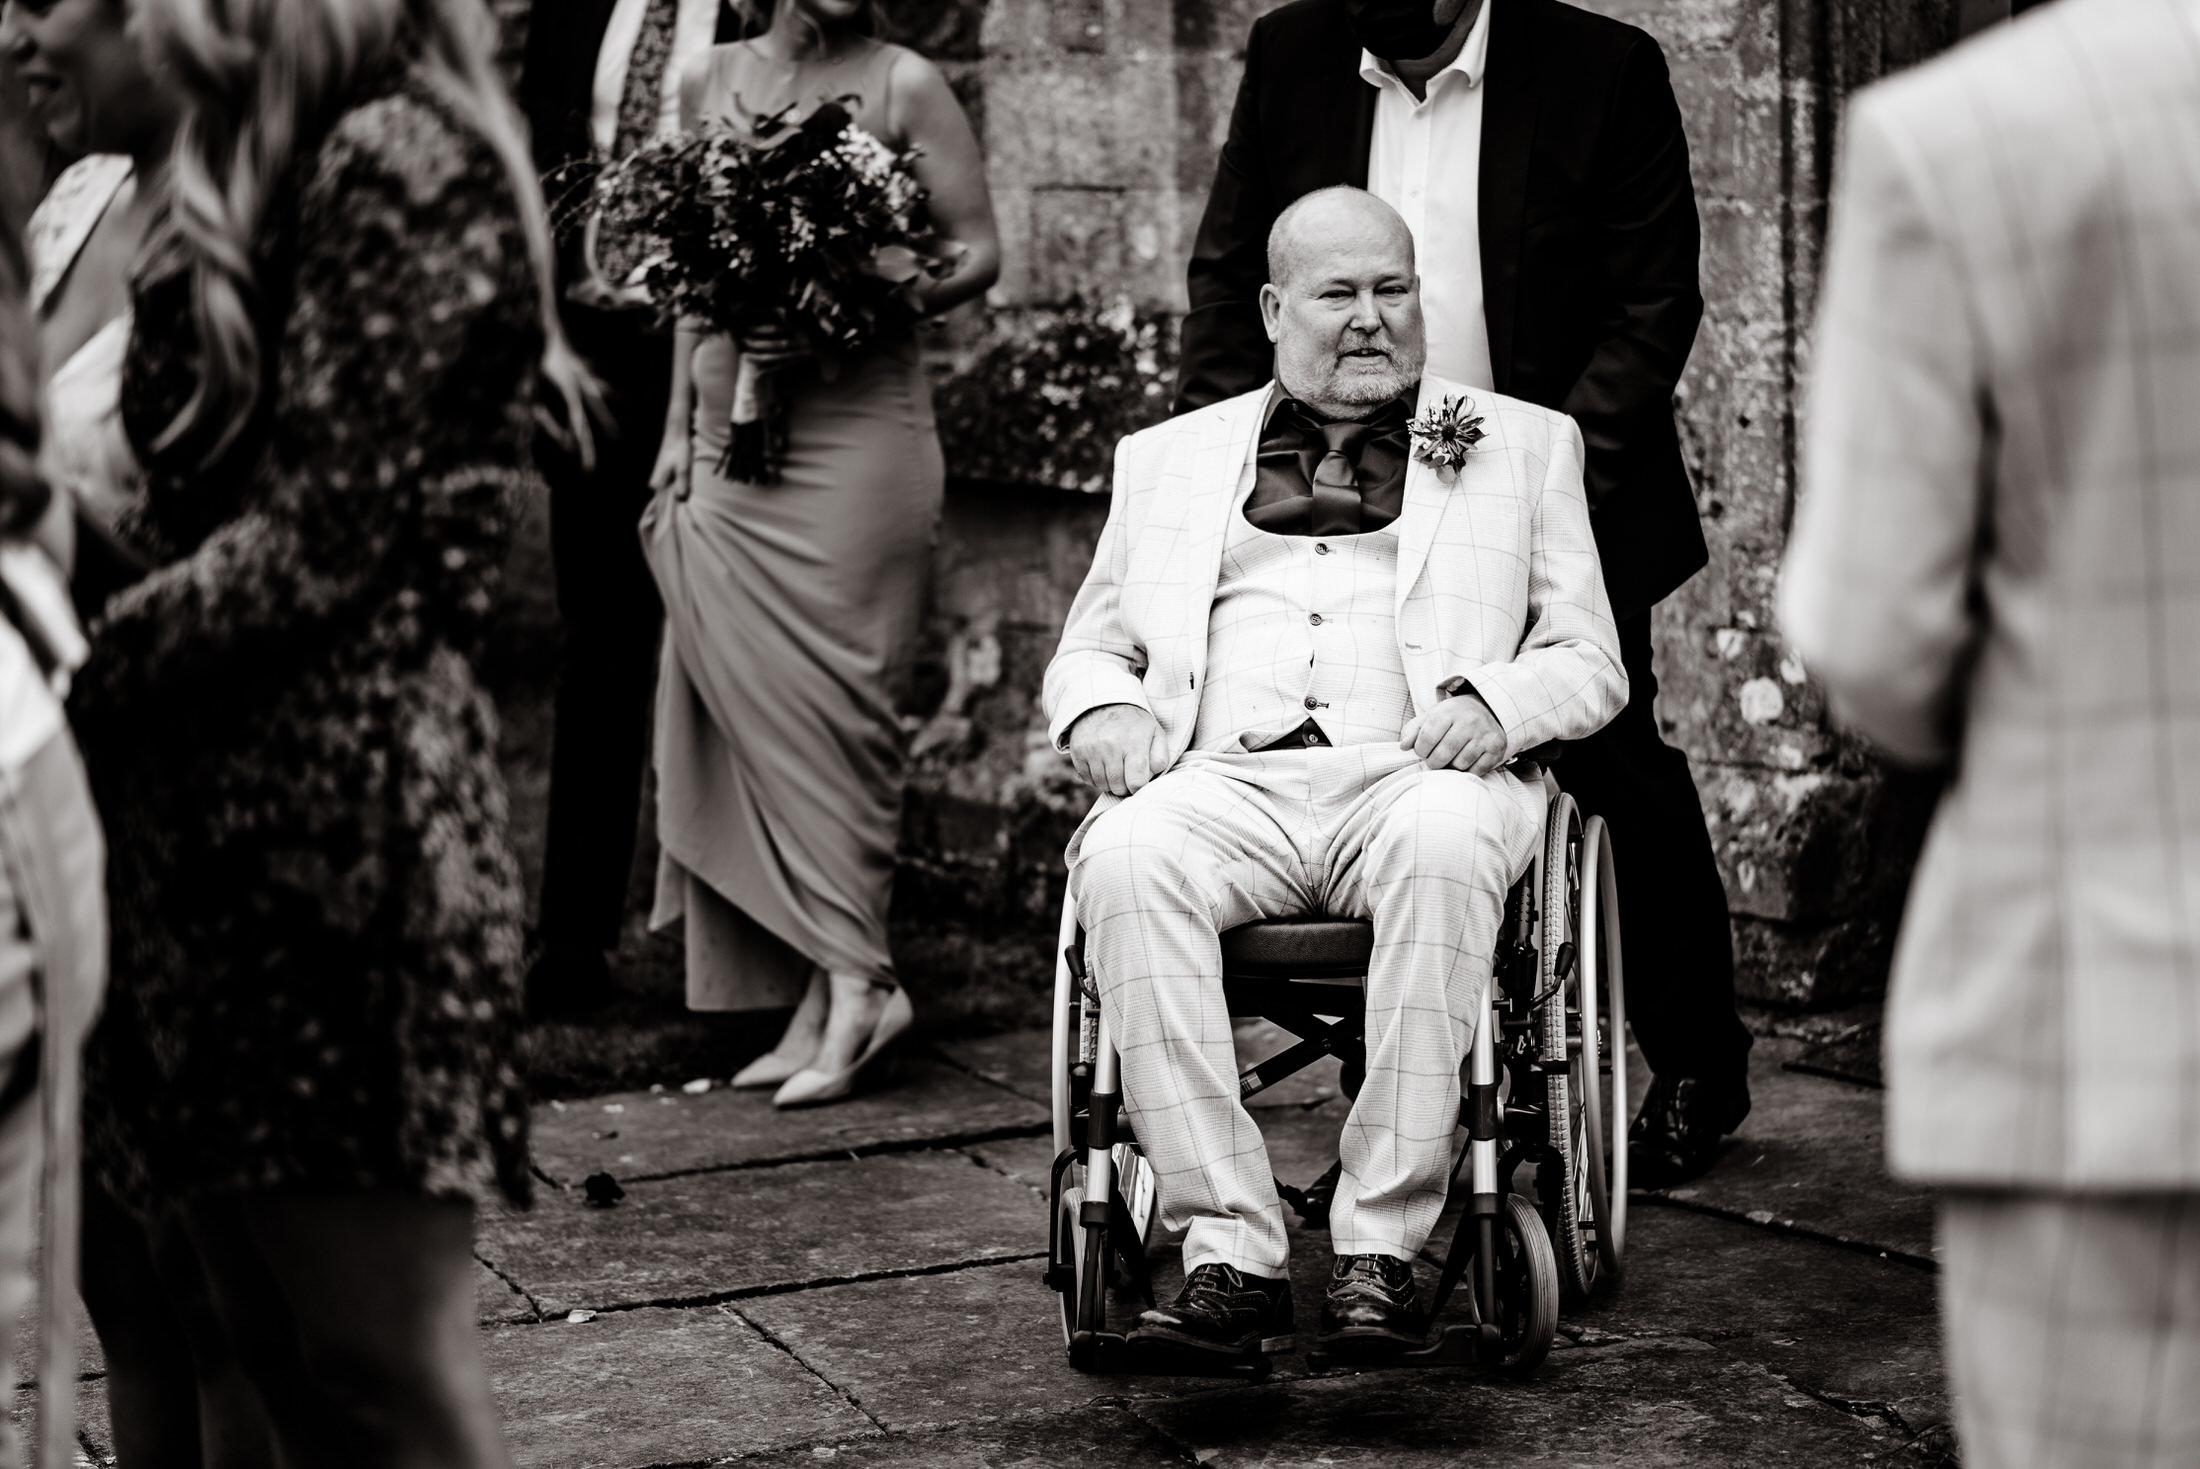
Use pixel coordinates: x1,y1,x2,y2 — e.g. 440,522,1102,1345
579,99,961,482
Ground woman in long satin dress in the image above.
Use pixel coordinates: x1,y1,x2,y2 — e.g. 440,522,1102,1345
646,0,998,1108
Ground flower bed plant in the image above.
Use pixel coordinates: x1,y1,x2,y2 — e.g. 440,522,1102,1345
934,298,1179,493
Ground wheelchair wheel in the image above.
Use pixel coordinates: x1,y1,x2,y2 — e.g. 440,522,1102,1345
1052,1144,1159,1360
1534,795,1597,1303
1577,814,1628,1281
1477,1194,1560,1372
1048,893,1160,1364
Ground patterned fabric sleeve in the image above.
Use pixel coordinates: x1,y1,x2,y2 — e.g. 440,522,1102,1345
1780,94,1986,767
1042,425,1164,750
1454,415,1630,755
72,95,529,717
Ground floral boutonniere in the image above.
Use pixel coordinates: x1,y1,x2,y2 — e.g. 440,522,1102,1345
1408,394,1487,480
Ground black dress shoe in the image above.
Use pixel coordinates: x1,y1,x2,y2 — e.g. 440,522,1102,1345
1318,1253,1425,1355
525,943,621,1021
1628,1073,1751,1190
1128,1263,1295,1359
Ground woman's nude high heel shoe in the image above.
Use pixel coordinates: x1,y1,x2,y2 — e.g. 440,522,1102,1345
731,1047,814,1090
773,987,914,1109
731,971,829,1089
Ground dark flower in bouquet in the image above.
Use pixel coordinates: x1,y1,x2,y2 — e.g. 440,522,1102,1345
566,98,962,482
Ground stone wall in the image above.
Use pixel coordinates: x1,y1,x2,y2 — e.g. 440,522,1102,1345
484,0,1983,1010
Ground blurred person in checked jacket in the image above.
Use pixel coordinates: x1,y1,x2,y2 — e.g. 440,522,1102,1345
1044,187,1623,1363
1782,0,2200,1462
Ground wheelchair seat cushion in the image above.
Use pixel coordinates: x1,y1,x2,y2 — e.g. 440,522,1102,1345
1219,919,1375,979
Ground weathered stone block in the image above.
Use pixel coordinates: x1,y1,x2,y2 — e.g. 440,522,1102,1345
1172,0,1283,54
880,0,990,59
1737,910,1900,1009
984,0,1176,57
1023,187,1184,309
1589,0,1753,56
1173,52,1251,191
983,61,1176,189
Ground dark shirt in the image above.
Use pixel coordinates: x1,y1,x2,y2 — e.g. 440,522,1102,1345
1246,387,1414,537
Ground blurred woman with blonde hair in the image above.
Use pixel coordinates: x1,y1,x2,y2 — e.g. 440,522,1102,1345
68,0,584,1459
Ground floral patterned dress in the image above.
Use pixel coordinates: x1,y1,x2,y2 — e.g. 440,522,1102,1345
74,67,540,1207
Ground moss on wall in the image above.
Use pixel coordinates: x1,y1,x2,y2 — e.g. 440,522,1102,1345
933,300,1178,494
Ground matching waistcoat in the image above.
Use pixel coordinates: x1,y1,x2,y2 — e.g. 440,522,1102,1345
1191,475,1415,754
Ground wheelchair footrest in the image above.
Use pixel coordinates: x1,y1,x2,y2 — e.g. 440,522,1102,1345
1067,1330,1274,1380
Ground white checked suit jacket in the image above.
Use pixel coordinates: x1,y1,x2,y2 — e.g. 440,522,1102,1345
1782,0,2200,1189
1045,376,1628,821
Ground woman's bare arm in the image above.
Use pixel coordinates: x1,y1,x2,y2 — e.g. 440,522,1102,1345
888,50,999,317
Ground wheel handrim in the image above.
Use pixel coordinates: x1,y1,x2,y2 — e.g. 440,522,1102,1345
1580,816,1627,1269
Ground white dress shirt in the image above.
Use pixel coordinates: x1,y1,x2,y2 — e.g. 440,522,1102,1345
1359,0,1496,391
590,0,723,152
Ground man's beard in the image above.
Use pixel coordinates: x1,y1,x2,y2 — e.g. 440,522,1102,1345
1320,343,1421,406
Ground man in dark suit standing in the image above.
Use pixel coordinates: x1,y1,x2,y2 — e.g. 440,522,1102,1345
517,0,731,1014
1178,0,1753,1186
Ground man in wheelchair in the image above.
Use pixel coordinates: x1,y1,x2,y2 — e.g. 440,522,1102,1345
1042,187,1628,1362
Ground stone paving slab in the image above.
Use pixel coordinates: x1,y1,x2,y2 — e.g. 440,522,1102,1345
931,1033,1048,1106
740,1257,1235,1433
1590,1203,1945,1437
1132,1343,1915,1467
530,1060,1047,1186
729,1405,1192,1468
477,1150,1043,1318
485,1306,871,1467
1653,1037,1935,1263
479,1254,541,1324
960,1134,1055,1198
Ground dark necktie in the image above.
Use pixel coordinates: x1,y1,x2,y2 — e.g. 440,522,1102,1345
611,0,681,159
1246,395,1414,536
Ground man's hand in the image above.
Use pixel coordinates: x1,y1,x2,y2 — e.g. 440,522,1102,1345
1401,693,1507,776
1065,704,1170,796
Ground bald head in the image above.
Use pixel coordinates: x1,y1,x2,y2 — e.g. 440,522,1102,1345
1258,187,1426,418
1266,186,1416,288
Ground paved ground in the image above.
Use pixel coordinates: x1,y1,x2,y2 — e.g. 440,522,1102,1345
41,1026,1950,1468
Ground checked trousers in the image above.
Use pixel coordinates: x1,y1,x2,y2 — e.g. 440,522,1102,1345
1071,745,1543,1278
1941,1192,2200,1468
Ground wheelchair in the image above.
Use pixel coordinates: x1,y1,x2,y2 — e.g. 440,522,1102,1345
1044,753,1629,1376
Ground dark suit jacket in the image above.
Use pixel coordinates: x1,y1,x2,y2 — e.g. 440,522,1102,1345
1175,0,1709,618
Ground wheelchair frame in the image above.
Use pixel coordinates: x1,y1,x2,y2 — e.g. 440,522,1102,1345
1044,772,1629,1377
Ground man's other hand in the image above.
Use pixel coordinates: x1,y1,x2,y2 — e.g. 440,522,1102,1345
1065,704,1170,796
1402,694,1507,776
